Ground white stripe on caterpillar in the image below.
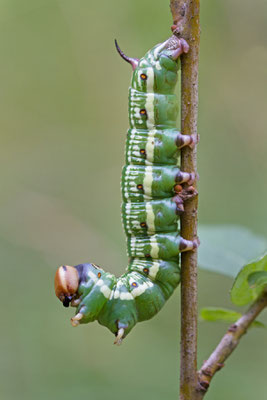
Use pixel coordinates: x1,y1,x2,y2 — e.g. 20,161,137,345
100,285,112,299
145,202,155,232
145,67,154,93
150,236,160,259
149,261,160,279
143,166,153,197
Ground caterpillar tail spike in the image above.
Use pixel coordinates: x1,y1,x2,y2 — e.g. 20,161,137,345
114,39,139,70
54,32,200,344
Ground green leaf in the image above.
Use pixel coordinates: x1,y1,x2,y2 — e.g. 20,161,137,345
251,320,266,329
198,225,267,278
231,253,267,305
200,307,241,322
248,271,267,289
200,307,265,328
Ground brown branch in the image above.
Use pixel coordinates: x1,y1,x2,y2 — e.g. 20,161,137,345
196,291,267,398
171,3,267,400
170,1,200,400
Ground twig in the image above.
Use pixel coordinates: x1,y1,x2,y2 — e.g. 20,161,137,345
197,291,267,398
170,1,200,400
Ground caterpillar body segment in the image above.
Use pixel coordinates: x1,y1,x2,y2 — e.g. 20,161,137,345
126,128,179,166
122,197,181,235
122,165,181,201
55,34,197,344
126,128,195,166
122,165,195,202
63,254,182,338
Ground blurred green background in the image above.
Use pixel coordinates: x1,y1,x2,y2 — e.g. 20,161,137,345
1,1,266,399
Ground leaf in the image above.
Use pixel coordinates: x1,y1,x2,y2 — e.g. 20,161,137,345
200,307,241,322
251,320,266,329
248,271,267,289
198,225,267,278
231,253,267,306
200,307,265,328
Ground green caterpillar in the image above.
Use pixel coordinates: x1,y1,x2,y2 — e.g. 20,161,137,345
54,32,198,345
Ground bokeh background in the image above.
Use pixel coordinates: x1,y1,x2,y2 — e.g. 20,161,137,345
1,1,267,399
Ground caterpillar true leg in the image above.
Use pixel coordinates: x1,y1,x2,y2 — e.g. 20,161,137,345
54,32,200,344
71,313,83,327
71,298,81,307
114,328,125,346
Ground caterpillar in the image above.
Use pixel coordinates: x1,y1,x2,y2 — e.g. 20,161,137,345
54,31,198,345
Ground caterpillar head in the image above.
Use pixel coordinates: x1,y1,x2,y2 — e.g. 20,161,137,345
54,265,79,307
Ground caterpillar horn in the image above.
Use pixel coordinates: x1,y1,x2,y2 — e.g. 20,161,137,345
114,39,139,70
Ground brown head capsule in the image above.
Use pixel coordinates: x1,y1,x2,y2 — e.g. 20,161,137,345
54,265,79,308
